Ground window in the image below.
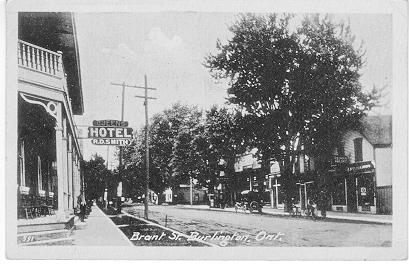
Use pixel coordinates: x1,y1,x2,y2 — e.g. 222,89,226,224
354,138,363,162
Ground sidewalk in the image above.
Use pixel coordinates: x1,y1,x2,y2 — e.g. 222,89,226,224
71,205,133,246
178,204,392,225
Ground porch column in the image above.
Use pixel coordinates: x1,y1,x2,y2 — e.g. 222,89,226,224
67,134,73,211
62,117,69,213
73,152,79,207
76,156,81,202
55,102,65,219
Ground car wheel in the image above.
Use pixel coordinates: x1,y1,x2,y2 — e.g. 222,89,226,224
250,201,258,213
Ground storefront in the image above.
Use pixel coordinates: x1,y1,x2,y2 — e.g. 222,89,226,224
331,161,376,213
347,161,376,213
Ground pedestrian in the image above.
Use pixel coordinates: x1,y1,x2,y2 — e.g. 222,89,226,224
77,193,87,222
307,198,316,219
318,190,329,218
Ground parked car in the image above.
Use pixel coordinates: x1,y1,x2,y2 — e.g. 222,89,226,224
235,190,263,213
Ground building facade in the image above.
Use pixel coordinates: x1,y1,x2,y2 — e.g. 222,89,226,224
17,12,84,219
234,115,392,215
234,151,271,205
330,115,392,214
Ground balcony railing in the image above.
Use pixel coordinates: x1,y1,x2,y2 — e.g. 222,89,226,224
18,40,64,78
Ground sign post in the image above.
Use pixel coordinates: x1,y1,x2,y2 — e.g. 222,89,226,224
88,119,133,212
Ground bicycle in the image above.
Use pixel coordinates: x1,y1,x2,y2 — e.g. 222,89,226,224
289,204,302,217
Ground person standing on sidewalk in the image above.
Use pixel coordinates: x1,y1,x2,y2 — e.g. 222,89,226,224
78,193,87,222
318,189,330,219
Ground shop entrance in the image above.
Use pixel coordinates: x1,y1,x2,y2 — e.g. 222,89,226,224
346,177,357,212
357,173,375,212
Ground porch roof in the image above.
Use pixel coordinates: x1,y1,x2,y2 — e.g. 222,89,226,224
18,12,84,115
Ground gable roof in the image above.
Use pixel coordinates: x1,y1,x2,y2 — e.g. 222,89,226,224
359,115,392,146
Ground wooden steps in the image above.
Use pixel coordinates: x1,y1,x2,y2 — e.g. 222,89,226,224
17,216,77,246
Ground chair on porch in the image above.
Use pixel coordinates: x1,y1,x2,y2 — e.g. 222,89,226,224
46,195,56,216
18,193,34,219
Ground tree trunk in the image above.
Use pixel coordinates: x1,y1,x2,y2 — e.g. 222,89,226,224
280,157,297,212
315,154,332,217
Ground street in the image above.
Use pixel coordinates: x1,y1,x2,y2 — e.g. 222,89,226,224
123,204,391,247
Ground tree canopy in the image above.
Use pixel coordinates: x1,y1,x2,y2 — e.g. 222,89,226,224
82,154,113,201
205,14,379,205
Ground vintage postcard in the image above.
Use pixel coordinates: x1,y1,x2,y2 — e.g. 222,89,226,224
5,0,408,260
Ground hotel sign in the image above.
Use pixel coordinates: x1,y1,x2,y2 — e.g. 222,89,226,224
88,119,133,146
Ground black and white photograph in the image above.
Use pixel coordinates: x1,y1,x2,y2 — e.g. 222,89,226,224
4,0,407,260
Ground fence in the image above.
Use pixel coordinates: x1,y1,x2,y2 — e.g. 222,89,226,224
376,185,392,214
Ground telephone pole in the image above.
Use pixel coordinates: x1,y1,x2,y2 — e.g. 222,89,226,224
110,82,126,213
111,75,157,219
104,145,109,210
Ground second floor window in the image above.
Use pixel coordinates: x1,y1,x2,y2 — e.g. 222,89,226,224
354,138,363,162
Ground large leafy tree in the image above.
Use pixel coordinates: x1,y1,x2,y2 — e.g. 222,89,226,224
122,103,206,195
82,154,113,201
199,106,247,198
167,104,205,189
205,14,379,209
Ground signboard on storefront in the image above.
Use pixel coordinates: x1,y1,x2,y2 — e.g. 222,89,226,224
347,161,375,174
360,187,367,196
270,161,281,176
331,155,349,165
88,119,133,146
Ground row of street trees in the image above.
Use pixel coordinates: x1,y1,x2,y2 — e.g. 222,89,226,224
121,103,245,201
83,14,379,209
204,14,379,208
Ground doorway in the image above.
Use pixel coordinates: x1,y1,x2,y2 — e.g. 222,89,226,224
346,177,357,212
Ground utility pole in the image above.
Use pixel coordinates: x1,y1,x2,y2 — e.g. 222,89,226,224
104,146,109,210
110,82,126,213
111,75,157,219
119,82,125,168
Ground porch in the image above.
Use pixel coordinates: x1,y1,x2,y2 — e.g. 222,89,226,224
17,39,83,220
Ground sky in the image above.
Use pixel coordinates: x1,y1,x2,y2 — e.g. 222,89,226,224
73,12,392,164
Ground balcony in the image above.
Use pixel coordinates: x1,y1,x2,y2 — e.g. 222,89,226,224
18,40,68,94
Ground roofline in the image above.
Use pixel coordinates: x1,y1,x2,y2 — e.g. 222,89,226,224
373,144,392,148
358,115,392,146
71,13,84,114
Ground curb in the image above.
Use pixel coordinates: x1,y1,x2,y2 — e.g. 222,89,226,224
176,205,392,225
95,206,134,246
